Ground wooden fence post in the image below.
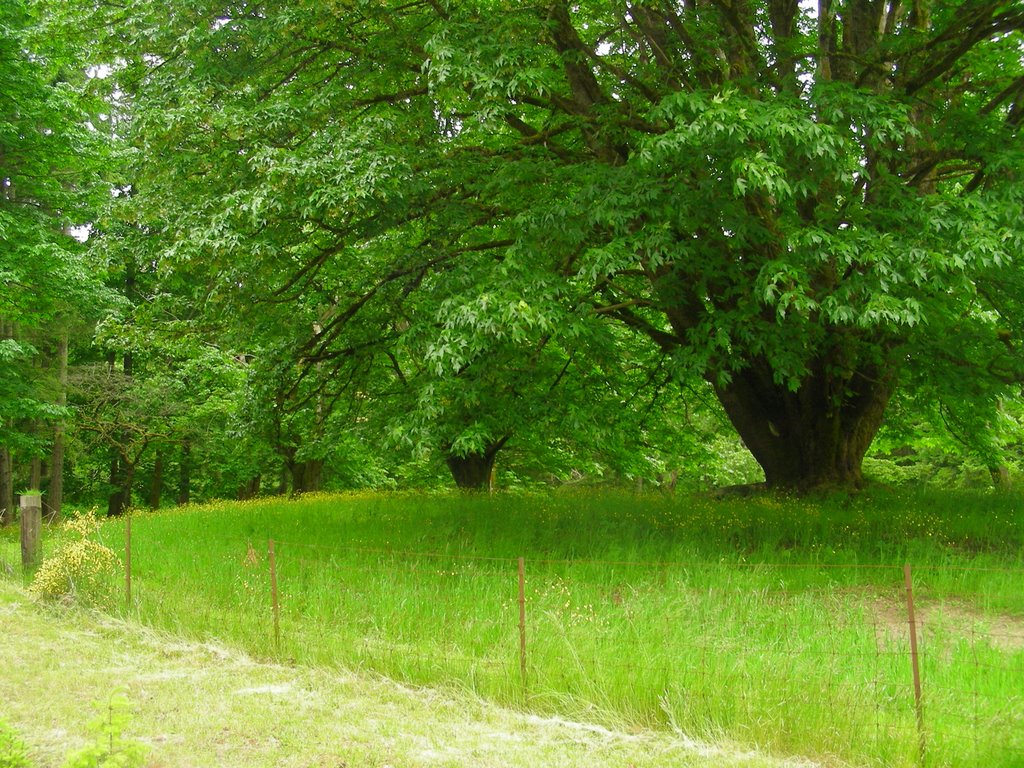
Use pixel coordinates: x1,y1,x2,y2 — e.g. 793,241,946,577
269,539,281,652
903,564,926,766
518,556,527,695
19,494,42,571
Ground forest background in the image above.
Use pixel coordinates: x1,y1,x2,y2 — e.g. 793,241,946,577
2,0,1024,520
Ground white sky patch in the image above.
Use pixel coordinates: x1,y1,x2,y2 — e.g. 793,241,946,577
67,224,91,242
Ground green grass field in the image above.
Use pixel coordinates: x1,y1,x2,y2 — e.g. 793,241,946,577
2,486,1022,767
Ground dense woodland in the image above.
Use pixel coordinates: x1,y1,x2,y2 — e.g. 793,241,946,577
2,0,1023,518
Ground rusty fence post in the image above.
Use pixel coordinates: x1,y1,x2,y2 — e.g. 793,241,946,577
124,513,132,610
269,539,281,652
903,564,926,766
518,556,527,695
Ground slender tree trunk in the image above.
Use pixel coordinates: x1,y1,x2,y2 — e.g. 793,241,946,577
107,454,121,515
712,352,894,490
445,437,509,491
115,264,136,510
120,463,135,516
275,464,289,496
0,319,12,525
177,441,191,506
106,488,123,517
990,465,1011,488
659,470,679,493
46,331,69,522
106,339,138,516
29,456,42,490
0,447,13,526
107,456,135,517
237,475,261,500
148,450,163,510
46,439,64,521
123,259,136,378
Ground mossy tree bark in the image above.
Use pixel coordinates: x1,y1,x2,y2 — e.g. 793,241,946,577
712,353,894,490
289,459,324,495
445,436,509,491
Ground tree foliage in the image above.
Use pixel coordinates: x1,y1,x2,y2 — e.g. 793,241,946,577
0,0,112,517
41,0,1024,491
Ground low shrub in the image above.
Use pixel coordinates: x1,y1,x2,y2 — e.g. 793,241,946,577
0,720,31,768
28,511,120,609
61,690,147,768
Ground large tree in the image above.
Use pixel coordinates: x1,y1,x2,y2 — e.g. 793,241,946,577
0,0,110,517
415,0,1024,488
61,0,1024,489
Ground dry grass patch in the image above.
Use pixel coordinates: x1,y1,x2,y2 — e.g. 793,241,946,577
0,580,801,768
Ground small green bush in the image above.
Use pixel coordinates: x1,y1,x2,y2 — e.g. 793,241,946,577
62,690,147,768
0,720,32,768
28,511,120,609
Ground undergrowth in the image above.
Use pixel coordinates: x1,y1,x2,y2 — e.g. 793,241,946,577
0,720,30,768
27,511,120,609
61,690,147,768
0,694,146,768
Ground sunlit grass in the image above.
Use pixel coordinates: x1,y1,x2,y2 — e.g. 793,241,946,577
2,486,1021,767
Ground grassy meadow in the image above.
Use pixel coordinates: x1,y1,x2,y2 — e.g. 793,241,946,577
2,486,1022,767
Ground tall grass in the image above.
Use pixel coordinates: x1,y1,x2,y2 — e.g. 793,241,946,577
2,486,1022,767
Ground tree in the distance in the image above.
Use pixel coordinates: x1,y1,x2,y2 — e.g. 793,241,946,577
0,0,110,518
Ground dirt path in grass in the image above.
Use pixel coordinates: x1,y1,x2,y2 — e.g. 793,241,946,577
0,581,815,768
866,596,1024,651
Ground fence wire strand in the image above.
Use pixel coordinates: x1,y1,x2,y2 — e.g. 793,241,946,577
33,529,1020,768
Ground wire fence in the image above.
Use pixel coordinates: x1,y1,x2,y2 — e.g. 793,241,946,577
3,516,1023,768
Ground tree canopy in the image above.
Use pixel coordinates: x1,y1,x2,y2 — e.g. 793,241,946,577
0,0,113,518
9,0,1024,502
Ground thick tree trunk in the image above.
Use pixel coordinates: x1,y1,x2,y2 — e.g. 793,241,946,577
275,465,288,496
177,441,191,506
0,448,13,526
289,459,323,495
445,437,509,491
990,465,1010,488
46,331,69,522
712,354,894,490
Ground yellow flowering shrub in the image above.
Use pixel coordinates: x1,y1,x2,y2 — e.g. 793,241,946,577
29,510,121,609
